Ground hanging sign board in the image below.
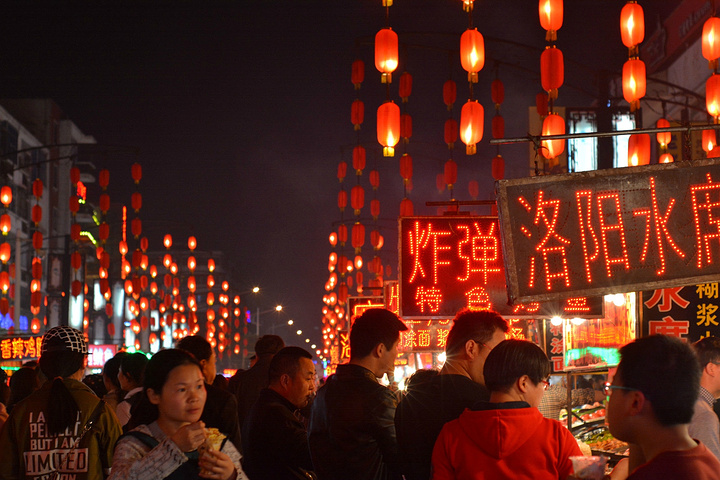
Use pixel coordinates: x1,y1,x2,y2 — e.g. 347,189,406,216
399,216,603,318
496,159,720,304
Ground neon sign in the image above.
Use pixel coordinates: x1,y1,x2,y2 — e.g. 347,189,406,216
399,216,603,318
497,159,720,303
0,336,42,361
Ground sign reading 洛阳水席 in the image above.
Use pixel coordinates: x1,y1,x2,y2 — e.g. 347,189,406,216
496,159,720,304
399,216,603,318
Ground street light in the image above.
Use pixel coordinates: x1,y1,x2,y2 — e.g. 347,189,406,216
256,304,282,336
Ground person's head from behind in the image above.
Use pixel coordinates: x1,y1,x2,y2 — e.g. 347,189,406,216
102,351,128,394
607,335,700,443
143,349,207,428
483,339,550,408
118,352,149,391
177,335,217,384
254,335,285,360
38,326,89,435
349,308,408,377
405,368,439,393
445,309,509,384
268,346,316,408
8,366,38,408
693,336,720,396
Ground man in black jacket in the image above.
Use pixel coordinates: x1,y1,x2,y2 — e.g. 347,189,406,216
176,335,243,452
243,346,317,480
309,308,408,480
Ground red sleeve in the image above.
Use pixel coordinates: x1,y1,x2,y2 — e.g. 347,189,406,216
557,424,583,479
430,424,456,480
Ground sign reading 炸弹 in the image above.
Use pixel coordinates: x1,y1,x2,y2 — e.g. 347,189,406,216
496,159,720,304
399,216,603,318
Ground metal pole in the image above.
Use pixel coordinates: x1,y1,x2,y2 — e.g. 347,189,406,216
256,307,260,337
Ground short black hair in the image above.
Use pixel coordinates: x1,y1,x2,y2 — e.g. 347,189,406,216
177,335,213,362
268,346,313,384
350,308,408,359
103,352,129,391
120,352,149,384
254,335,285,356
484,339,550,393
445,309,509,357
694,336,720,369
617,335,700,426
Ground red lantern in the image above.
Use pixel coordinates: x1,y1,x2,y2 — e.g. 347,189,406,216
492,114,505,139
0,242,10,263
0,214,10,235
131,163,142,183
375,28,398,83
541,113,565,159
444,119,458,147
32,231,43,251
99,169,110,189
399,72,413,101
444,159,458,188
70,167,80,185
400,154,413,182
131,192,142,212
69,195,79,214
98,223,109,241
32,179,43,198
460,28,484,82
460,100,484,155
338,190,347,211
703,129,717,153
351,59,364,89
628,133,651,166
188,236,197,250
656,118,671,147
0,298,9,316
71,223,81,242
622,58,646,109
707,74,720,118
163,234,172,249
99,193,110,213
492,154,505,180
468,180,479,199
353,145,366,173
491,79,504,106
703,17,720,65
400,198,414,217
401,114,412,141
437,173,446,193
443,80,457,109
351,222,365,250
338,224,348,245
539,0,563,37
351,185,365,215
0,186,12,207
620,2,644,48
71,251,82,270
131,218,142,237
377,101,401,156
369,170,380,189
71,280,83,297
540,46,564,97
351,99,364,130
337,161,347,182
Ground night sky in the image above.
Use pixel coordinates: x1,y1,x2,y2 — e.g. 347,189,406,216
0,0,675,349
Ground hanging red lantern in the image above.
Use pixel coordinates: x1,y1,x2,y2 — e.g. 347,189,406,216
351,185,365,215
377,101,401,156
468,180,479,199
492,154,506,180
0,214,10,235
101,251,110,270
69,195,79,214
32,231,43,251
539,0,563,40
0,298,9,316
0,242,10,263
540,46,564,98
140,237,149,252
351,99,364,130
131,163,142,183
375,28,398,83
620,2,644,48
536,92,549,117
353,145,366,174
400,154,413,182
401,114,412,141
628,133,651,166
541,113,565,159
131,218,142,237
338,190,347,211
188,236,197,250
491,79,505,106
71,223,81,242
444,119,458,148
131,192,142,212
656,118,671,147
70,167,80,185
399,72,413,101
703,17,720,68
338,224,348,245
622,58,646,110
0,186,11,207
400,198,414,217
32,179,43,198
370,230,382,249
351,59,364,89
444,159,458,188
492,114,505,139
707,74,720,119
437,173,446,193
99,193,110,213
703,129,717,153
351,222,365,251
98,223,109,241
132,249,143,268
443,80,457,110
369,170,380,189
460,100,484,155
163,234,173,249
31,205,41,225
337,161,347,182
99,169,110,189
460,28,484,83
71,251,82,270
32,259,42,279
71,280,83,297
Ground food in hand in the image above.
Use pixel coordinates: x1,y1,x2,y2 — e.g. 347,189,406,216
205,427,226,451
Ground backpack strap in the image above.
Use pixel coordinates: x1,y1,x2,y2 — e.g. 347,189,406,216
120,430,160,449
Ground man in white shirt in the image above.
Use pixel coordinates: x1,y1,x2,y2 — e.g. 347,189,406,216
689,336,720,460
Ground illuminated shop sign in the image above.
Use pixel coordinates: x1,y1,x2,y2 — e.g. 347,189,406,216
642,282,720,342
399,216,603,318
87,344,118,368
0,336,42,361
497,159,720,304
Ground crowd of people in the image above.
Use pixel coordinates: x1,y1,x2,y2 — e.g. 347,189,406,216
1,307,720,479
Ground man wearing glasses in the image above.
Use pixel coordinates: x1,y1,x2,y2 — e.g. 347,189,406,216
395,308,508,480
689,336,720,461
606,335,720,479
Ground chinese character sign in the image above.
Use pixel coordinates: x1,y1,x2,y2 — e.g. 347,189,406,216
642,282,720,342
0,336,42,361
399,216,603,318
497,159,720,304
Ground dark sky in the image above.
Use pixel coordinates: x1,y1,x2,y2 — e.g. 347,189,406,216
0,0,674,348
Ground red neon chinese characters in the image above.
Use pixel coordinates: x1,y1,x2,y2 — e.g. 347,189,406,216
550,337,563,355
596,192,631,277
644,287,690,312
649,316,690,338
691,173,720,268
407,221,451,284
456,222,501,283
576,191,600,283
525,191,571,290
632,177,685,275
415,286,443,313
564,297,590,313
417,329,431,347
436,328,449,349
465,286,492,310
512,302,540,314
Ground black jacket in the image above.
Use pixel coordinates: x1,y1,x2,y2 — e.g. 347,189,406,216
202,382,243,454
242,388,314,480
394,374,489,480
308,364,400,480
233,356,273,429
